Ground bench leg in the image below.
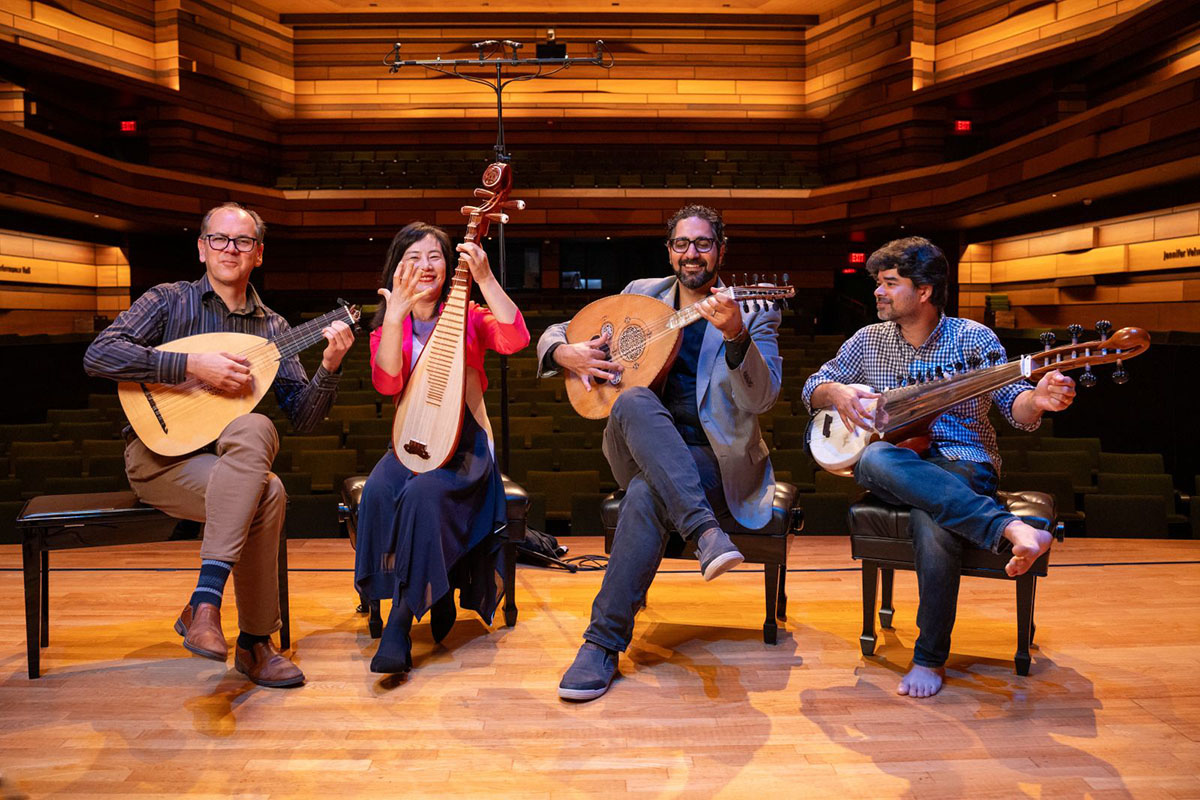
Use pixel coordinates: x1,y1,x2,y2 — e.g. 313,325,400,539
763,563,779,644
860,561,878,657
277,534,290,651
23,533,42,679
504,512,524,628
40,549,50,647
879,567,895,629
1029,576,1038,646
776,564,788,622
1015,573,1035,676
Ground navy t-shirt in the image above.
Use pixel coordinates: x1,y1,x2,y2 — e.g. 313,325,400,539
661,322,708,446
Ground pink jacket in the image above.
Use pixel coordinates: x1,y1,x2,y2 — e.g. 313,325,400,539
370,301,530,397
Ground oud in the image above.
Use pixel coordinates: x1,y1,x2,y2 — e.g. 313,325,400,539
119,303,361,456
391,162,524,472
563,283,795,419
806,322,1150,476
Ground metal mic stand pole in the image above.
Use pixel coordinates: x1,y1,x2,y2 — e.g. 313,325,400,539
384,39,613,477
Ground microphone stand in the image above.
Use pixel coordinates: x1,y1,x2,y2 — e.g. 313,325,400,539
384,39,613,476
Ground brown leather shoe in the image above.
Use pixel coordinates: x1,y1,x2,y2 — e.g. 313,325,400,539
173,603,227,661
234,640,305,688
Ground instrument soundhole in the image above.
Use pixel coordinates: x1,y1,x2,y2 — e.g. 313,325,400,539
617,324,647,362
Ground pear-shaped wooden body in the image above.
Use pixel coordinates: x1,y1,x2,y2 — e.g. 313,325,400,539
391,302,468,472
118,332,280,457
564,294,683,420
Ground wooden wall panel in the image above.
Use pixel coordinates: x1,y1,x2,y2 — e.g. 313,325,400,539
959,203,1200,331
0,227,130,334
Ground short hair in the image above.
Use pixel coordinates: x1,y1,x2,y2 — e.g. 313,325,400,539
200,202,266,241
665,203,726,246
371,222,456,329
865,236,949,309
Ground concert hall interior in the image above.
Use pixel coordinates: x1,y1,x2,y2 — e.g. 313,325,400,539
1,0,1199,797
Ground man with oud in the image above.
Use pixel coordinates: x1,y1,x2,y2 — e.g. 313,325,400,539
84,203,354,688
802,236,1073,698
537,204,782,701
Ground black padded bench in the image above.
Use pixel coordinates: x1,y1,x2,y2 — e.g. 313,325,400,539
340,473,530,636
849,490,1060,675
602,481,804,644
16,491,291,679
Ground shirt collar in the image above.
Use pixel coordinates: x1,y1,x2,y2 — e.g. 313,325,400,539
196,273,265,318
886,312,948,352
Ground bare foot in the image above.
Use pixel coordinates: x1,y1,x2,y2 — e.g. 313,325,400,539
897,664,945,698
1001,519,1054,577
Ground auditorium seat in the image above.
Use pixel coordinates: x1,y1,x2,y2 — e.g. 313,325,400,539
1000,471,1081,526
1025,451,1095,495
1095,473,1187,528
1084,494,1168,538
504,448,554,483
10,441,75,458
1098,452,1165,474
524,469,603,534
15,456,84,497
291,450,358,492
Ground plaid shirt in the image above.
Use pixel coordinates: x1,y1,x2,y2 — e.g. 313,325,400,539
84,274,341,433
800,315,1038,470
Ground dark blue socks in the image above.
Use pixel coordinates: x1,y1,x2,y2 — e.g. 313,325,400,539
190,558,233,609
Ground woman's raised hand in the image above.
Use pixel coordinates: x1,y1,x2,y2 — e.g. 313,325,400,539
378,258,436,324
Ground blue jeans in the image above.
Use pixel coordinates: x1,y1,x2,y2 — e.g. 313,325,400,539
583,387,731,653
853,441,1017,668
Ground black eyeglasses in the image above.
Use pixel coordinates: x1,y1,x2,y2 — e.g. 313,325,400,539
667,236,717,254
202,234,259,253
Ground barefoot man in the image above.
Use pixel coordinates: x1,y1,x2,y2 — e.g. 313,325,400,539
802,237,1072,698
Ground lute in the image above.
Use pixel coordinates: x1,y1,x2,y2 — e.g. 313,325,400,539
119,302,361,456
806,322,1150,476
563,282,795,419
391,162,525,471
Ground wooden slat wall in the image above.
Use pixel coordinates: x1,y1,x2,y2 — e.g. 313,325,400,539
0,79,22,125
959,204,1200,331
289,20,808,120
4,1,1180,122
0,228,130,335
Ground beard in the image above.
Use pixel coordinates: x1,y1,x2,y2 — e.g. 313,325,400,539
674,257,719,290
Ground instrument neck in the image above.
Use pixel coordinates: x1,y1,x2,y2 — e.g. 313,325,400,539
667,286,731,330
274,307,352,361
883,359,1026,431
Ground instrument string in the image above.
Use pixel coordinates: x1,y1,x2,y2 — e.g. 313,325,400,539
139,308,351,418
604,287,784,364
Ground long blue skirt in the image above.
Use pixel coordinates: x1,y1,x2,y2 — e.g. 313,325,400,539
353,411,506,623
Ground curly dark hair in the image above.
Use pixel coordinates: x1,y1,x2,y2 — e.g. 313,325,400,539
865,236,949,309
370,222,455,329
665,203,726,247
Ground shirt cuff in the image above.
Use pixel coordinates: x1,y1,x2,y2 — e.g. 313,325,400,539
541,342,564,376
723,330,751,369
158,350,189,385
311,365,342,390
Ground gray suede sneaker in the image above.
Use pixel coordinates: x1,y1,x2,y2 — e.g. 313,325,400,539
558,642,619,701
696,527,744,581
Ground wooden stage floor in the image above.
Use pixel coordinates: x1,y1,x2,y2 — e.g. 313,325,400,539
1,536,1198,799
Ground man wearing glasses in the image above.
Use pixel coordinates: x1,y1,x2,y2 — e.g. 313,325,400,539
537,204,782,701
84,203,355,688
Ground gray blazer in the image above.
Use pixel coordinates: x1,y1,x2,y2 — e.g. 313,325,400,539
537,275,782,529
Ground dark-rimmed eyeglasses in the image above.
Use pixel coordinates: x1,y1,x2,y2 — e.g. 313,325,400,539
667,236,716,254
202,234,259,253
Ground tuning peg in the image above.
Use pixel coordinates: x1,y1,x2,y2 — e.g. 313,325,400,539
1112,360,1129,385
1067,323,1083,344
1095,319,1113,338
955,361,965,372
934,365,944,379
742,300,750,313
502,199,526,210
753,273,760,285
1039,331,1056,349
987,351,1003,365
486,213,509,224
967,354,982,368
1079,366,1098,388
473,188,496,199
782,273,790,286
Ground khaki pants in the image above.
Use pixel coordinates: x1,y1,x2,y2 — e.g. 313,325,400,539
124,413,285,635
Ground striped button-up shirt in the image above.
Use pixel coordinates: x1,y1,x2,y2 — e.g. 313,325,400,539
84,274,341,434
800,315,1038,470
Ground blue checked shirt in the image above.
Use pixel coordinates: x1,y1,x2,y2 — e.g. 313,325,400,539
800,315,1038,470
84,274,341,434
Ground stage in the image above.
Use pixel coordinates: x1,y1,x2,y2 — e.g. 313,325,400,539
1,536,1197,798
